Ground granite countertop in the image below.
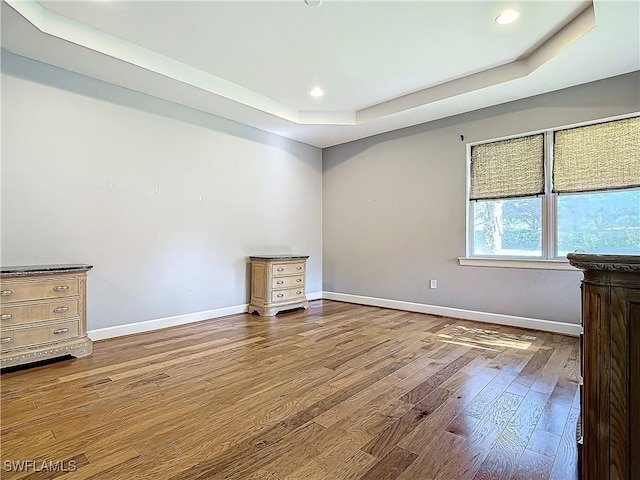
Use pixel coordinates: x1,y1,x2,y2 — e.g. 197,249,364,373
0,264,93,277
249,255,309,260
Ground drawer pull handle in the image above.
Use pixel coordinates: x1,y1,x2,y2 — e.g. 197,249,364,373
296,291,302,295
53,307,70,314
0,314,13,320
296,279,302,283
276,294,284,298
53,285,69,292
297,266,302,270
0,337,12,344
276,268,284,272
0,290,13,296
276,281,284,285
53,328,70,335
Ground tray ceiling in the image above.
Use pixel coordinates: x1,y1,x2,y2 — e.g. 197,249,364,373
1,0,638,147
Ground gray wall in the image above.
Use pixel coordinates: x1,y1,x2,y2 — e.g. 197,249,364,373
323,72,640,324
3,50,638,330
1,53,322,330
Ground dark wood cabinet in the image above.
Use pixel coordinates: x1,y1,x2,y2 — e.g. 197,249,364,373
568,254,640,480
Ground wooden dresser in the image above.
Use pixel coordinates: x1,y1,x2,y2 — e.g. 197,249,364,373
567,254,639,480
1,264,93,368
248,255,309,316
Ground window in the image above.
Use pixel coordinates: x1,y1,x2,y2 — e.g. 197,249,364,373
472,197,542,257
556,190,640,256
467,115,640,261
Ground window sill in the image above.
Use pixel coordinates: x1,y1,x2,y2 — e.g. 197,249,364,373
458,257,576,271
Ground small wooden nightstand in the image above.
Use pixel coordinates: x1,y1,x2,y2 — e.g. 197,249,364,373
248,255,309,316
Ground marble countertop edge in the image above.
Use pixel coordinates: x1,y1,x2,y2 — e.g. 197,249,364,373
1,264,94,276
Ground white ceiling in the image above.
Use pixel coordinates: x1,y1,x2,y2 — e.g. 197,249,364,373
1,0,639,148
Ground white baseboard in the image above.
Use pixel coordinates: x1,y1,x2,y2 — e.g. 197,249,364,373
88,290,576,341
306,291,323,301
322,291,582,336
88,291,324,341
88,304,248,341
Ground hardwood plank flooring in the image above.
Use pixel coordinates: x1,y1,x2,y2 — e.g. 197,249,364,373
0,300,579,479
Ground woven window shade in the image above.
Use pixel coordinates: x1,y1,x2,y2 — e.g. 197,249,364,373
470,134,544,200
553,116,640,193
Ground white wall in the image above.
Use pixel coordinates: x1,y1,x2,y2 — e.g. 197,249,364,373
1,53,322,332
323,72,640,325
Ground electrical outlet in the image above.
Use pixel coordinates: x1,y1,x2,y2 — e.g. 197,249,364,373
430,279,437,289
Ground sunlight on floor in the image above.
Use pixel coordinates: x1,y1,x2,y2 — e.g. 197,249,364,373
438,325,534,351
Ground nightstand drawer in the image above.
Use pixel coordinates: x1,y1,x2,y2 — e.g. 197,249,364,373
0,278,79,303
271,263,305,277
1,318,79,351
271,288,305,303
271,275,304,289
0,299,79,327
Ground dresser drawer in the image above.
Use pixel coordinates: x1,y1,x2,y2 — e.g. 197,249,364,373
0,299,79,327
0,278,79,303
271,275,304,289
271,263,305,277
0,318,80,351
271,288,305,303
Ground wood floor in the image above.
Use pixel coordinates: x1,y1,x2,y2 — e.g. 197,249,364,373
0,300,580,480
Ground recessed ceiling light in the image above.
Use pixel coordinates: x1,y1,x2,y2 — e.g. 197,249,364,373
495,9,520,25
304,0,323,6
310,87,324,97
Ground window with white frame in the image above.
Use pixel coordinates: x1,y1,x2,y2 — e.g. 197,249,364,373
467,115,640,259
